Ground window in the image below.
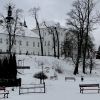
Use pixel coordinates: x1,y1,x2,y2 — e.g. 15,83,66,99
26,51,28,55
38,42,39,47
6,49,8,52
19,40,22,46
33,42,35,47
0,38,2,43
6,39,8,44
45,32,46,36
19,50,21,55
33,52,34,55
48,41,50,46
61,41,63,45
26,41,28,46
48,52,50,56
38,52,39,55
45,41,46,46
14,40,16,45
14,49,16,53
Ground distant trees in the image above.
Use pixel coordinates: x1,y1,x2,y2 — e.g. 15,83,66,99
66,0,100,75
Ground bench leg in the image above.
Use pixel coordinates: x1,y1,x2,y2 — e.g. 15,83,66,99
3,94,5,98
80,88,81,93
82,90,83,94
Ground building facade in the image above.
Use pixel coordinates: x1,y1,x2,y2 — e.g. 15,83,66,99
0,21,66,56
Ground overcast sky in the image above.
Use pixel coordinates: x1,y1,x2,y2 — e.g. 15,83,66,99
0,0,100,50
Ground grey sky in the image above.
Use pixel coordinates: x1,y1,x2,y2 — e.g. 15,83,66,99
0,0,100,50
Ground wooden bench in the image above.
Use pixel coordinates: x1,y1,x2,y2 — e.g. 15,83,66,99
79,84,100,94
65,77,76,81
0,86,9,98
50,76,58,80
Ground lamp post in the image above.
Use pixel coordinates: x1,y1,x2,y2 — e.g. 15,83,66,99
5,5,14,23
5,4,14,54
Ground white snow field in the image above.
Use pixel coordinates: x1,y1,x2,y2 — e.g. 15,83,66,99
1,55,100,100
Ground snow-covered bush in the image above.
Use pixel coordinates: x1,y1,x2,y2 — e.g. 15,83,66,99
33,71,48,84
52,61,64,74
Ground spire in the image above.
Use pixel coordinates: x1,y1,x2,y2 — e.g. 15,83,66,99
23,18,27,28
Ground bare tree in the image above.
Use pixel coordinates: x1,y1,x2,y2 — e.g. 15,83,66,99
81,0,100,73
66,0,100,75
0,3,23,54
55,27,60,59
43,21,57,57
43,21,61,59
29,7,43,56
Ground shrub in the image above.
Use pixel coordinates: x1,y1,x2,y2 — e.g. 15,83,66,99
52,61,63,74
33,71,48,84
55,67,63,74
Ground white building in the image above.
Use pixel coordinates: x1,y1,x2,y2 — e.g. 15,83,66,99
0,20,66,56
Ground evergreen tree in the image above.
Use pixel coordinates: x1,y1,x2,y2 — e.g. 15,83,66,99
9,54,13,79
12,53,17,79
2,57,9,79
0,59,3,79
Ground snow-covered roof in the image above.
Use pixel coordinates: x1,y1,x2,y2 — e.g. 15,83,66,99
33,20,66,29
0,25,39,38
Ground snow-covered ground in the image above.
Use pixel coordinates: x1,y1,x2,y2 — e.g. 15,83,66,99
1,55,100,100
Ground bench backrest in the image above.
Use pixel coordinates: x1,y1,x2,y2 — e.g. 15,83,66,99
79,84,99,87
65,77,75,79
50,76,57,79
0,86,5,90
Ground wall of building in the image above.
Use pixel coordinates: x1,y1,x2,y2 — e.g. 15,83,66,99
0,26,66,56
33,27,66,56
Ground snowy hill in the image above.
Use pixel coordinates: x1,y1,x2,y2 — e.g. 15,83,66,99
1,55,100,100
16,55,100,84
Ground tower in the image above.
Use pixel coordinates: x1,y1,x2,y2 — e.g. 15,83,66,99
23,19,27,28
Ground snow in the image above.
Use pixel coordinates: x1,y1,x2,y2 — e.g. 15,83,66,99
0,25,39,38
33,20,66,29
1,55,100,100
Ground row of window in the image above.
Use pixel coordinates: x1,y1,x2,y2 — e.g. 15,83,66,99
0,49,51,56
44,32,63,36
0,38,64,47
19,51,50,56
0,38,52,47
0,39,40,47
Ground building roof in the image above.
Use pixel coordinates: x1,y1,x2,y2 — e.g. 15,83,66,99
0,25,39,38
33,20,66,29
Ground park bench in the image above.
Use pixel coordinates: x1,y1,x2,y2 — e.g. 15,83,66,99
0,86,9,98
19,83,45,94
79,84,100,94
50,76,58,80
65,77,76,81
